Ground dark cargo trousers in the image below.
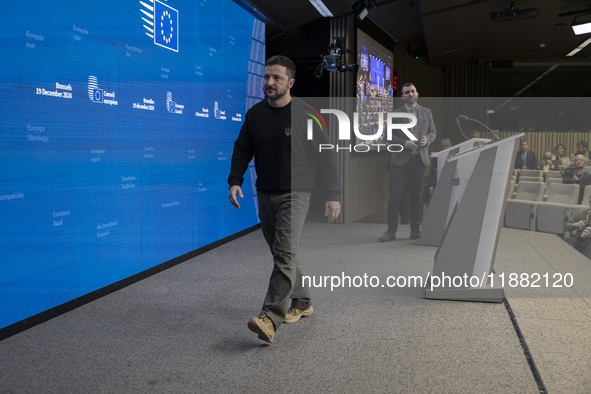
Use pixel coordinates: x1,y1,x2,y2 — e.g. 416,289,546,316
257,191,311,329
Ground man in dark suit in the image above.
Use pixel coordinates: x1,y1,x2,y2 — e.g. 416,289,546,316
514,140,537,170
379,83,436,241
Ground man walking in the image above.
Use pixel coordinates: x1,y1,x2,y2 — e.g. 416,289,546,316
228,55,340,343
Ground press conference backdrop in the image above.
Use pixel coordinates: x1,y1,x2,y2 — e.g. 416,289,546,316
0,0,264,330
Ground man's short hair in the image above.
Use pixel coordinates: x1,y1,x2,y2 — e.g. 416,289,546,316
265,55,296,79
573,154,587,164
401,82,416,91
577,140,588,149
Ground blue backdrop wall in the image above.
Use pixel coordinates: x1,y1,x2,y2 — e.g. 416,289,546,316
0,0,263,330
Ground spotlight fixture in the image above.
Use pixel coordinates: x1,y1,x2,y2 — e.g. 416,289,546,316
352,0,376,21
490,1,537,21
406,44,423,60
572,14,591,35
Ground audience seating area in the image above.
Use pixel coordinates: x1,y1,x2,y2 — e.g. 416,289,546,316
504,170,589,237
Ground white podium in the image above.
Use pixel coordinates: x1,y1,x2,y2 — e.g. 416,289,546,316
417,138,491,247
425,134,523,302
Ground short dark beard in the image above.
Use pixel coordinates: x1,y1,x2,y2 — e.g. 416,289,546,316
265,86,288,102
403,97,417,108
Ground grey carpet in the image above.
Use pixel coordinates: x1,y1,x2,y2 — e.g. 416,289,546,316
1,223,590,393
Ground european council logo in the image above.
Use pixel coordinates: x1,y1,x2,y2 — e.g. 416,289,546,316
88,76,103,103
140,0,179,52
166,92,184,114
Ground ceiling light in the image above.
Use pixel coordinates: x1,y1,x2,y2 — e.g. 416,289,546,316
566,36,591,56
572,15,591,35
309,0,333,17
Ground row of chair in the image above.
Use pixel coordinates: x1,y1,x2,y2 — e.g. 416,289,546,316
517,172,561,183
504,182,590,236
508,177,574,201
518,167,591,180
518,169,558,180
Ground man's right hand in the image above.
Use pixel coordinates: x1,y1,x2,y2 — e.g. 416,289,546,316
229,185,243,209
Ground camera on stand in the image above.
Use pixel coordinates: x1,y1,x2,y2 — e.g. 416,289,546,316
315,37,359,78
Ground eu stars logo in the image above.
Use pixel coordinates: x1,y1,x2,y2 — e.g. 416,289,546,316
93,89,104,103
140,0,179,52
154,1,178,52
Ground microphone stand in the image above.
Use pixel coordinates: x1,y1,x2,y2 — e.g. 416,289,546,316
458,115,501,141
456,117,468,140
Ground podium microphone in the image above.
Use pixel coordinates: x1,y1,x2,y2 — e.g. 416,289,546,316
458,114,500,141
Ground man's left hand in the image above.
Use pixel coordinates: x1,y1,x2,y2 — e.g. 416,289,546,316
325,201,341,223
419,135,427,147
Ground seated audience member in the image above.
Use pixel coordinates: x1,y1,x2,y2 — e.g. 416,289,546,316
514,140,537,171
428,137,452,195
564,195,591,260
552,143,570,169
468,130,480,139
574,140,589,161
538,151,556,173
562,154,591,204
